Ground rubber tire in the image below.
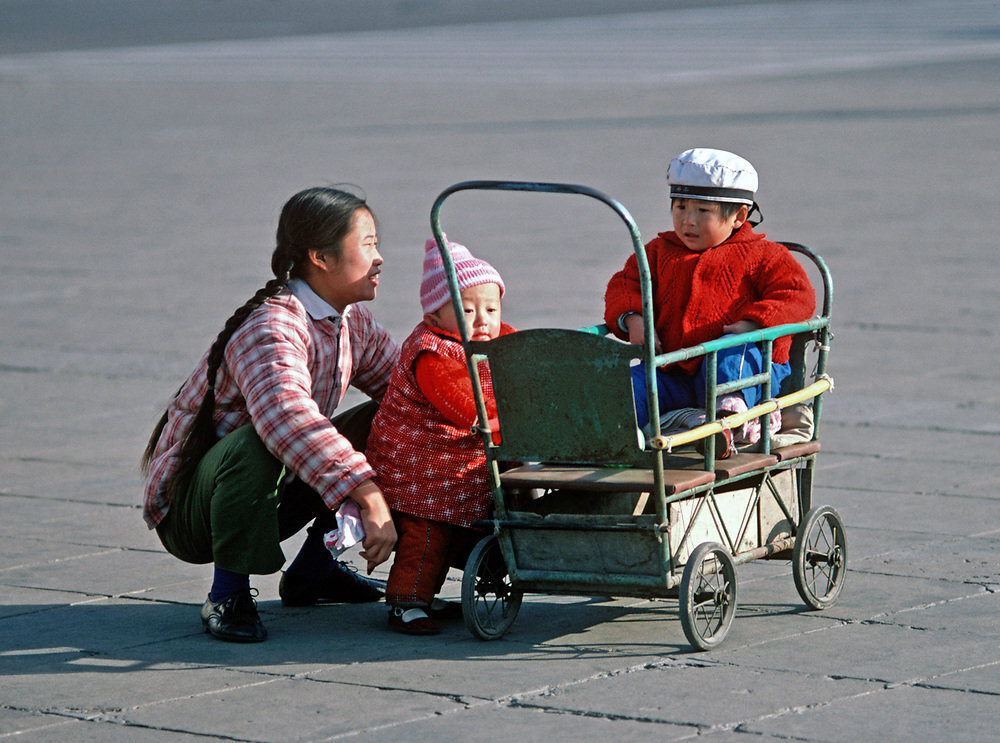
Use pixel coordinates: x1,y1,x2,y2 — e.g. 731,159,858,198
679,542,738,651
793,505,847,610
462,535,523,640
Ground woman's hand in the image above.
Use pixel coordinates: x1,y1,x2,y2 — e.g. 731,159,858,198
348,480,397,574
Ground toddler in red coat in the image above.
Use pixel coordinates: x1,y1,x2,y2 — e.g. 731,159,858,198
604,147,816,453
366,237,515,635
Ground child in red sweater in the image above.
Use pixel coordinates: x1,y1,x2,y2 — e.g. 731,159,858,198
604,148,816,451
366,237,515,635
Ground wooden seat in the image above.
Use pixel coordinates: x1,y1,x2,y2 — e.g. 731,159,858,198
772,440,821,462
714,452,779,479
500,463,715,495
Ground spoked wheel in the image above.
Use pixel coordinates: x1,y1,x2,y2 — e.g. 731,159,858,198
679,542,738,651
462,535,523,640
793,505,847,609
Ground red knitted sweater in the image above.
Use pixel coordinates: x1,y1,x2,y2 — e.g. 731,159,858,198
604,224,815,374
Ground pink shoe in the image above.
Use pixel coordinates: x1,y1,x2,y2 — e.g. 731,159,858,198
717,395,751,441
717,395,781,445
768,408,782,435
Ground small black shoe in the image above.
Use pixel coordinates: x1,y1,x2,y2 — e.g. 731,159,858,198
387,605,440,635
426,598,464,620
201,590,267,643
279,562,385,606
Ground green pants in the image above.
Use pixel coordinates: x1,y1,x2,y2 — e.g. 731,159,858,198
155,401,378,575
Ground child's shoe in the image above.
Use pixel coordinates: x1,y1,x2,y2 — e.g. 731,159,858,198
695,426,735,459
717,394,782,444
664,407,734,459
387,604,441,635
426,597,464,620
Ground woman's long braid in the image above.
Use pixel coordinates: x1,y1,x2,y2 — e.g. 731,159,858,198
141,252,294,499
162,275,289,499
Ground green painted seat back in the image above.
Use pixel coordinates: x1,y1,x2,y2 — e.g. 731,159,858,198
469,329,647,466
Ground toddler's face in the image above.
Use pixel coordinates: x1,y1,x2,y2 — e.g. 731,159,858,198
425,282,502,341
671,198,744,252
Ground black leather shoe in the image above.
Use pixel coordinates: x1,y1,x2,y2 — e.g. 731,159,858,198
279,562,385,606
201,590,267,642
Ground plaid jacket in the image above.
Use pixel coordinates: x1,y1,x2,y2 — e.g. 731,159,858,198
143,288,398,529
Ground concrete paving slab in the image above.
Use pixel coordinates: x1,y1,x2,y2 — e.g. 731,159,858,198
822,425,1000,465
355,702,695,743
924,661,1000,696
0,495,148,545
881,589,1000,635
0,585,93,620
810,486,1000,538
850,533,1000,585
275,596,685,665
0,549,213,598
501,660,881,733
118,675,468,742
0,710,77,740
2,0,999,740
2,459,146,508
0,537,108,573
4,660,282,715
815,455,998,500
720,564,975,628
0,715,211,742
0,599,207,668
742,684,1000,743
720,620,1000,684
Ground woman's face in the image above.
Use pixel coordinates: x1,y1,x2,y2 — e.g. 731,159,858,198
308,209,382,312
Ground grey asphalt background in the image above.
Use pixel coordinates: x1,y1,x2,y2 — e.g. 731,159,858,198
1,0,999,740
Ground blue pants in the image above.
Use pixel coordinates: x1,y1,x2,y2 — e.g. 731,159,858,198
631,340,791,428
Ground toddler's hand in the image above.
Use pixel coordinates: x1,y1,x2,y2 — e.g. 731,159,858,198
723,320,761,336
624,313,662,352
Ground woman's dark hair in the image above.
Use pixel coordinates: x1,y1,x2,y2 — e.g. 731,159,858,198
140,186,373,500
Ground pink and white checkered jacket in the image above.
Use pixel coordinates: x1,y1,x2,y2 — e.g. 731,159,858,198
142,289,398,529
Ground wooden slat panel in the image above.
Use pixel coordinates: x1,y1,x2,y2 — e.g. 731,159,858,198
714,452,779,479
772,440,821,461
500,463,714,494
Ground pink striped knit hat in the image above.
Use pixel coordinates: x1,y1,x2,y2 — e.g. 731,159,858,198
420,236,505,314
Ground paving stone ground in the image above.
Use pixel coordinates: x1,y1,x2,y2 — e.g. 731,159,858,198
1,1,998,740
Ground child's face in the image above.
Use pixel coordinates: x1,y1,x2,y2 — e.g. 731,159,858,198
671,198,746,252
425,282,502,341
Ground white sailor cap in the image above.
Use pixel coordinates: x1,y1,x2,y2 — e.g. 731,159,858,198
667,148,758,206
